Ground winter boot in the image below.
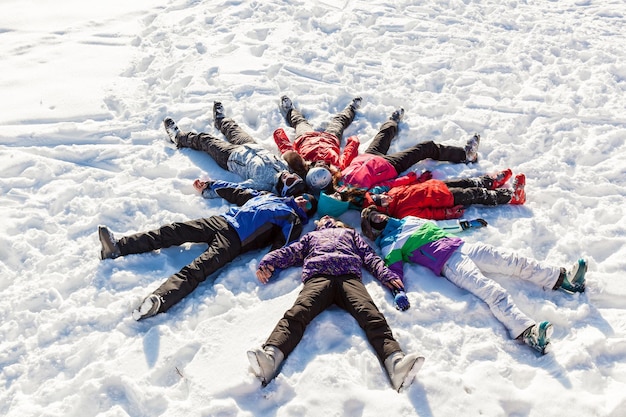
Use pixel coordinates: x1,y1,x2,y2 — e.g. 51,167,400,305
510,174,526,204
98,225,121,260
350,96,362,110
247,345,285,387
132,294,162,321
279,95,294,118
384,351,425,392
163,117,181,146
489,169,513,189
559,258,587,293
464,134,480,163
390,108,405,122
521,321,553,354
213,101,225,130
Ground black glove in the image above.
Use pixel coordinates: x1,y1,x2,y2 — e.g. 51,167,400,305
460,218,488,230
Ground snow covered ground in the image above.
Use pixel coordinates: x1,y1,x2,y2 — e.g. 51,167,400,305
1,0,626,416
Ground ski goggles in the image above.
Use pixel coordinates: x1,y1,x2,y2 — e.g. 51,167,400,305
301,194,313,211
279,173,305,197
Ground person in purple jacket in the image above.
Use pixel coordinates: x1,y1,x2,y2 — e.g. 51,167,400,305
247,215,425,392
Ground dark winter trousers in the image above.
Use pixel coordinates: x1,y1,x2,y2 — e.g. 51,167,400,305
445,176,513,206
365,120,467,174
176,118,256,170
118,215,242,313
287,106,356,141
264,274,402,362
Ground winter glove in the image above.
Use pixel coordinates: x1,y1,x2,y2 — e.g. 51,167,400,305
444,205,465,219
392,288,410,311
460,218,488,230
416,170,433,183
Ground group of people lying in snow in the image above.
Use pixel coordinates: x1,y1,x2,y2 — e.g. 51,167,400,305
97,95,588,392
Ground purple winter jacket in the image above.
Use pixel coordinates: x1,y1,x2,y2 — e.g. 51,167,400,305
258,217,400,285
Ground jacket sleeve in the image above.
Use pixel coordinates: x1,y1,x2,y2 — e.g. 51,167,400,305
273,128,295,154
259,237,307,271
406,207,453,220
201,180,262,205
353,231,402,284
374,171,418,189
338,136,360,170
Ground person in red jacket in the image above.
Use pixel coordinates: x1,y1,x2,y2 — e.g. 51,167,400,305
273,96,362,179
276,95,481,193
362,170,527,220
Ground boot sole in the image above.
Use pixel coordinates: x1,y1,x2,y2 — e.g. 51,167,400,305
398,356,425,392
247,350,268,387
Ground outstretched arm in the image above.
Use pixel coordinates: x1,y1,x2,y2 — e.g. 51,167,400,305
197,179,262,205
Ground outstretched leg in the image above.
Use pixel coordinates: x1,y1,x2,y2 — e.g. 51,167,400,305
442,248,537,339
336,275,402,361
324,99,360,140
264,276,335,358
176,131,237,171
363,119,399,156
449,187,513,206
383,140,467,174
287,107,316,139
219,118,257,146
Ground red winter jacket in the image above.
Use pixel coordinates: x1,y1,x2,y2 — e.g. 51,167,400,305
363,179,458,220
274,128,359,170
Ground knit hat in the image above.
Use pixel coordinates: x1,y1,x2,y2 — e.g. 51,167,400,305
360,206,388,240
317,192,349,218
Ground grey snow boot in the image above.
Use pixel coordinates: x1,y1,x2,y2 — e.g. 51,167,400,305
465,133,480,163
132,294,162,321
279,95,294,118
213,101,225,130
247,345,285,387
163,117,181,146
98,225,121,260
390,107,405,122
384,351,425,392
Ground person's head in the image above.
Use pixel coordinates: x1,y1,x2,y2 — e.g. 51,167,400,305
314,215,353,231
294,193,318,218
317,191,350,217
276,171,306,197
305,166,332,192
360,206,389,240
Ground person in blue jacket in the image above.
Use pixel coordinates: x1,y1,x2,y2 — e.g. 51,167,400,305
97,181,317,321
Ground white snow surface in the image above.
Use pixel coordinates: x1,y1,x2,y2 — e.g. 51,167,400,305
1,1,626,416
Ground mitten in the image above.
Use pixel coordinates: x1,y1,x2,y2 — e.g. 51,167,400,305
392,289,410,311
444,205,465,218
416,170,433,183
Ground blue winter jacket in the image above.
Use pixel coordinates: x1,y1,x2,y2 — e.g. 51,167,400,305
205,180,307,251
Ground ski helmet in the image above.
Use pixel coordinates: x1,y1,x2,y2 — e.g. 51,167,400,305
306,167,332,191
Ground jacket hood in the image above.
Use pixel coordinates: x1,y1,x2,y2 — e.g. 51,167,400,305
317,192,349,218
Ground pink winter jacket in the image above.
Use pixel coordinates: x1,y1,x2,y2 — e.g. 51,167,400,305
340,154,417,190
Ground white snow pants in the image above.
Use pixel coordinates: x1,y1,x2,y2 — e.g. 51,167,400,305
441,242,561,339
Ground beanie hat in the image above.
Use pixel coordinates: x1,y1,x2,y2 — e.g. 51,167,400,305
317,192,349,218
